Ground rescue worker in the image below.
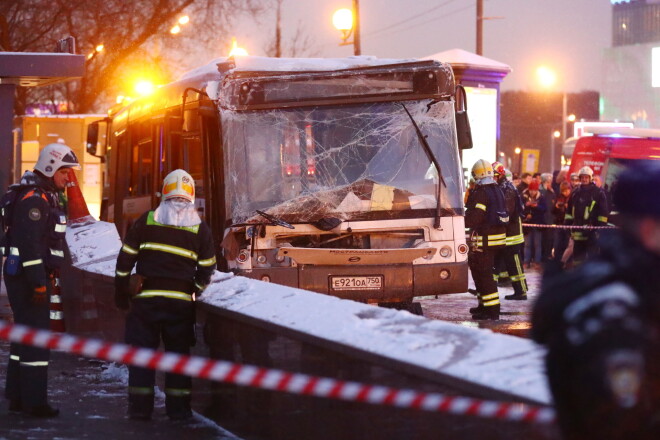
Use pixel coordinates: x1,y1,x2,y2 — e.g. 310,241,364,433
465,159,508,320
564,166,609,265
492,162,528,300
115,169,217,420
532,161,660,440
2,143,79,417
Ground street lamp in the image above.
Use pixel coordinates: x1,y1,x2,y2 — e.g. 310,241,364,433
228,37,248,57
332,0,361,55
536,65,569,172
514,146,522,174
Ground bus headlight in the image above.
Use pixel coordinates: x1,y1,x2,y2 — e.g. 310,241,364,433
237,249,250,263
256,255,267,264
261,275,271,282
439,269,450,280
439,246,452,258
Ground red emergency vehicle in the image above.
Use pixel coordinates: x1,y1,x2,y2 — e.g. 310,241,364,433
568,127,660,189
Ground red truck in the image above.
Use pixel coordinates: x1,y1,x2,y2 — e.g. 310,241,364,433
568,127,660,189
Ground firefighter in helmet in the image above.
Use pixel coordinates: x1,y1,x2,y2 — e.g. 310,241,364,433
564,166,609,265
491,162,528,300
115,169,217,420
2,142,80,417
465,159,508,320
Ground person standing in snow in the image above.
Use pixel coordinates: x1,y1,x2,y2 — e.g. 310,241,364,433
114,169,216,420
465,159,508,320
2,143,80,417
564,166,609,266
532,161,660,440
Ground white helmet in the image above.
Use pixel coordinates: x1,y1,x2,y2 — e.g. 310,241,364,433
471,159,495,184
34,143,80,177
578,166,594,178
162,169,195,203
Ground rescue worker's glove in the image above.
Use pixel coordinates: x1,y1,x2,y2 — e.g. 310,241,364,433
31,285,48,305
114,289,130,311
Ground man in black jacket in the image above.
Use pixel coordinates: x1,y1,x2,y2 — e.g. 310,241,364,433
465,159,508,320
115,169,216,420
564,166,609,265
492,163,528,300
2,143,80,417
532,162,660,440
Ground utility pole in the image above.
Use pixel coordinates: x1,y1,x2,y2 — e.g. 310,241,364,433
476,0,483,55
353,0,361,56
275,0,282,57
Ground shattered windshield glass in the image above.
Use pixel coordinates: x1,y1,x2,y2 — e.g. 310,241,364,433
222,99,463,224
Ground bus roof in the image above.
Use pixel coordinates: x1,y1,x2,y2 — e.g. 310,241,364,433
111,56,454,127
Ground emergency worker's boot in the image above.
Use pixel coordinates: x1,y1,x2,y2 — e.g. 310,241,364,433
469,304,484,314
505,293,527,300
23,404,59,418
471,304,500,320
128,394,153,420
166,394,192,421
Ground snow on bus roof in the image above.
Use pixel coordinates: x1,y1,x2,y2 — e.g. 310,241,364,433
179,55,423,81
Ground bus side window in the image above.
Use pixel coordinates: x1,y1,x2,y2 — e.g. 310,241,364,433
183,135,205,219
129,121,154,197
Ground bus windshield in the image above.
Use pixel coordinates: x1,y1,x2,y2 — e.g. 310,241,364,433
222,99,464,224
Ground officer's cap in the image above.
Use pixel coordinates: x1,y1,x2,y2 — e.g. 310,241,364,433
613,161,660,218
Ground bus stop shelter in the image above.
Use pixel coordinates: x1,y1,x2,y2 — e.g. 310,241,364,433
0,52,84,193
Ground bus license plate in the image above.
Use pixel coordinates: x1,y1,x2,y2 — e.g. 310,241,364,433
330,276,383,291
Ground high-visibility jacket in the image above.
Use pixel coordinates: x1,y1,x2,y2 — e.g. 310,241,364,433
564,183,609,241
1,171,67,287
115,210,216,300
465,183,507,249
500,180,524,246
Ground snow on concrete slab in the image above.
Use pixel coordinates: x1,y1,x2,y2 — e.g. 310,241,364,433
66,220,122,276
200,275,551,405
64,221,550,405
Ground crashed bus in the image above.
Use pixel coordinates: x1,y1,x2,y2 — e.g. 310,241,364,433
87,56,472,312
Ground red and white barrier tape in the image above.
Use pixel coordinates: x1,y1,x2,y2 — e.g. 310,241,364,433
522,223,617,230
0,319,555,424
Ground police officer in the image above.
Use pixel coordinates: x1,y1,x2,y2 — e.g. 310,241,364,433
465,159,508,320
492,162,528,300
532,161,660,440
564,166,609,265
115,169,217,420
2,143,79,417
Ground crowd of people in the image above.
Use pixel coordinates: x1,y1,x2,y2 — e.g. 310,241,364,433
464,160,612,321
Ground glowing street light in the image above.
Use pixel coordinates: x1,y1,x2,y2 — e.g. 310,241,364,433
170,24,181,34
228,37,248,57
536,65,570,171
86,43,104,60
178,15,189,25
134,80,156,97
332,1,361,56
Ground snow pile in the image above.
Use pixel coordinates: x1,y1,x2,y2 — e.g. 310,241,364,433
200,276,551,405
66,220,122,276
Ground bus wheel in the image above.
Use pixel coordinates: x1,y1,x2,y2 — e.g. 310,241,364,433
378,301,424,317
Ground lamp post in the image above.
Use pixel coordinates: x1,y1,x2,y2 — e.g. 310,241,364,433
514,146,522,174
536,65,569,172
332,0,361,55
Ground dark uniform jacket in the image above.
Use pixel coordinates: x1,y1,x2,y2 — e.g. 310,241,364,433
532,232,660,440
1,171,67,289
115,210,217,301
465,183,507,249
564,182,609,240
500,180,524,246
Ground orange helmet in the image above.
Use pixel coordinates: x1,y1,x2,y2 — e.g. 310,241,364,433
491,161,506,177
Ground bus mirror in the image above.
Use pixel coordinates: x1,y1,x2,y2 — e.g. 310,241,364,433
86,119,108,159
86,122,99,154
455,85,473,150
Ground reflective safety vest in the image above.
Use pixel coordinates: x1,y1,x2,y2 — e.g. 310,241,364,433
115,210,217,301
465,183,507,250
